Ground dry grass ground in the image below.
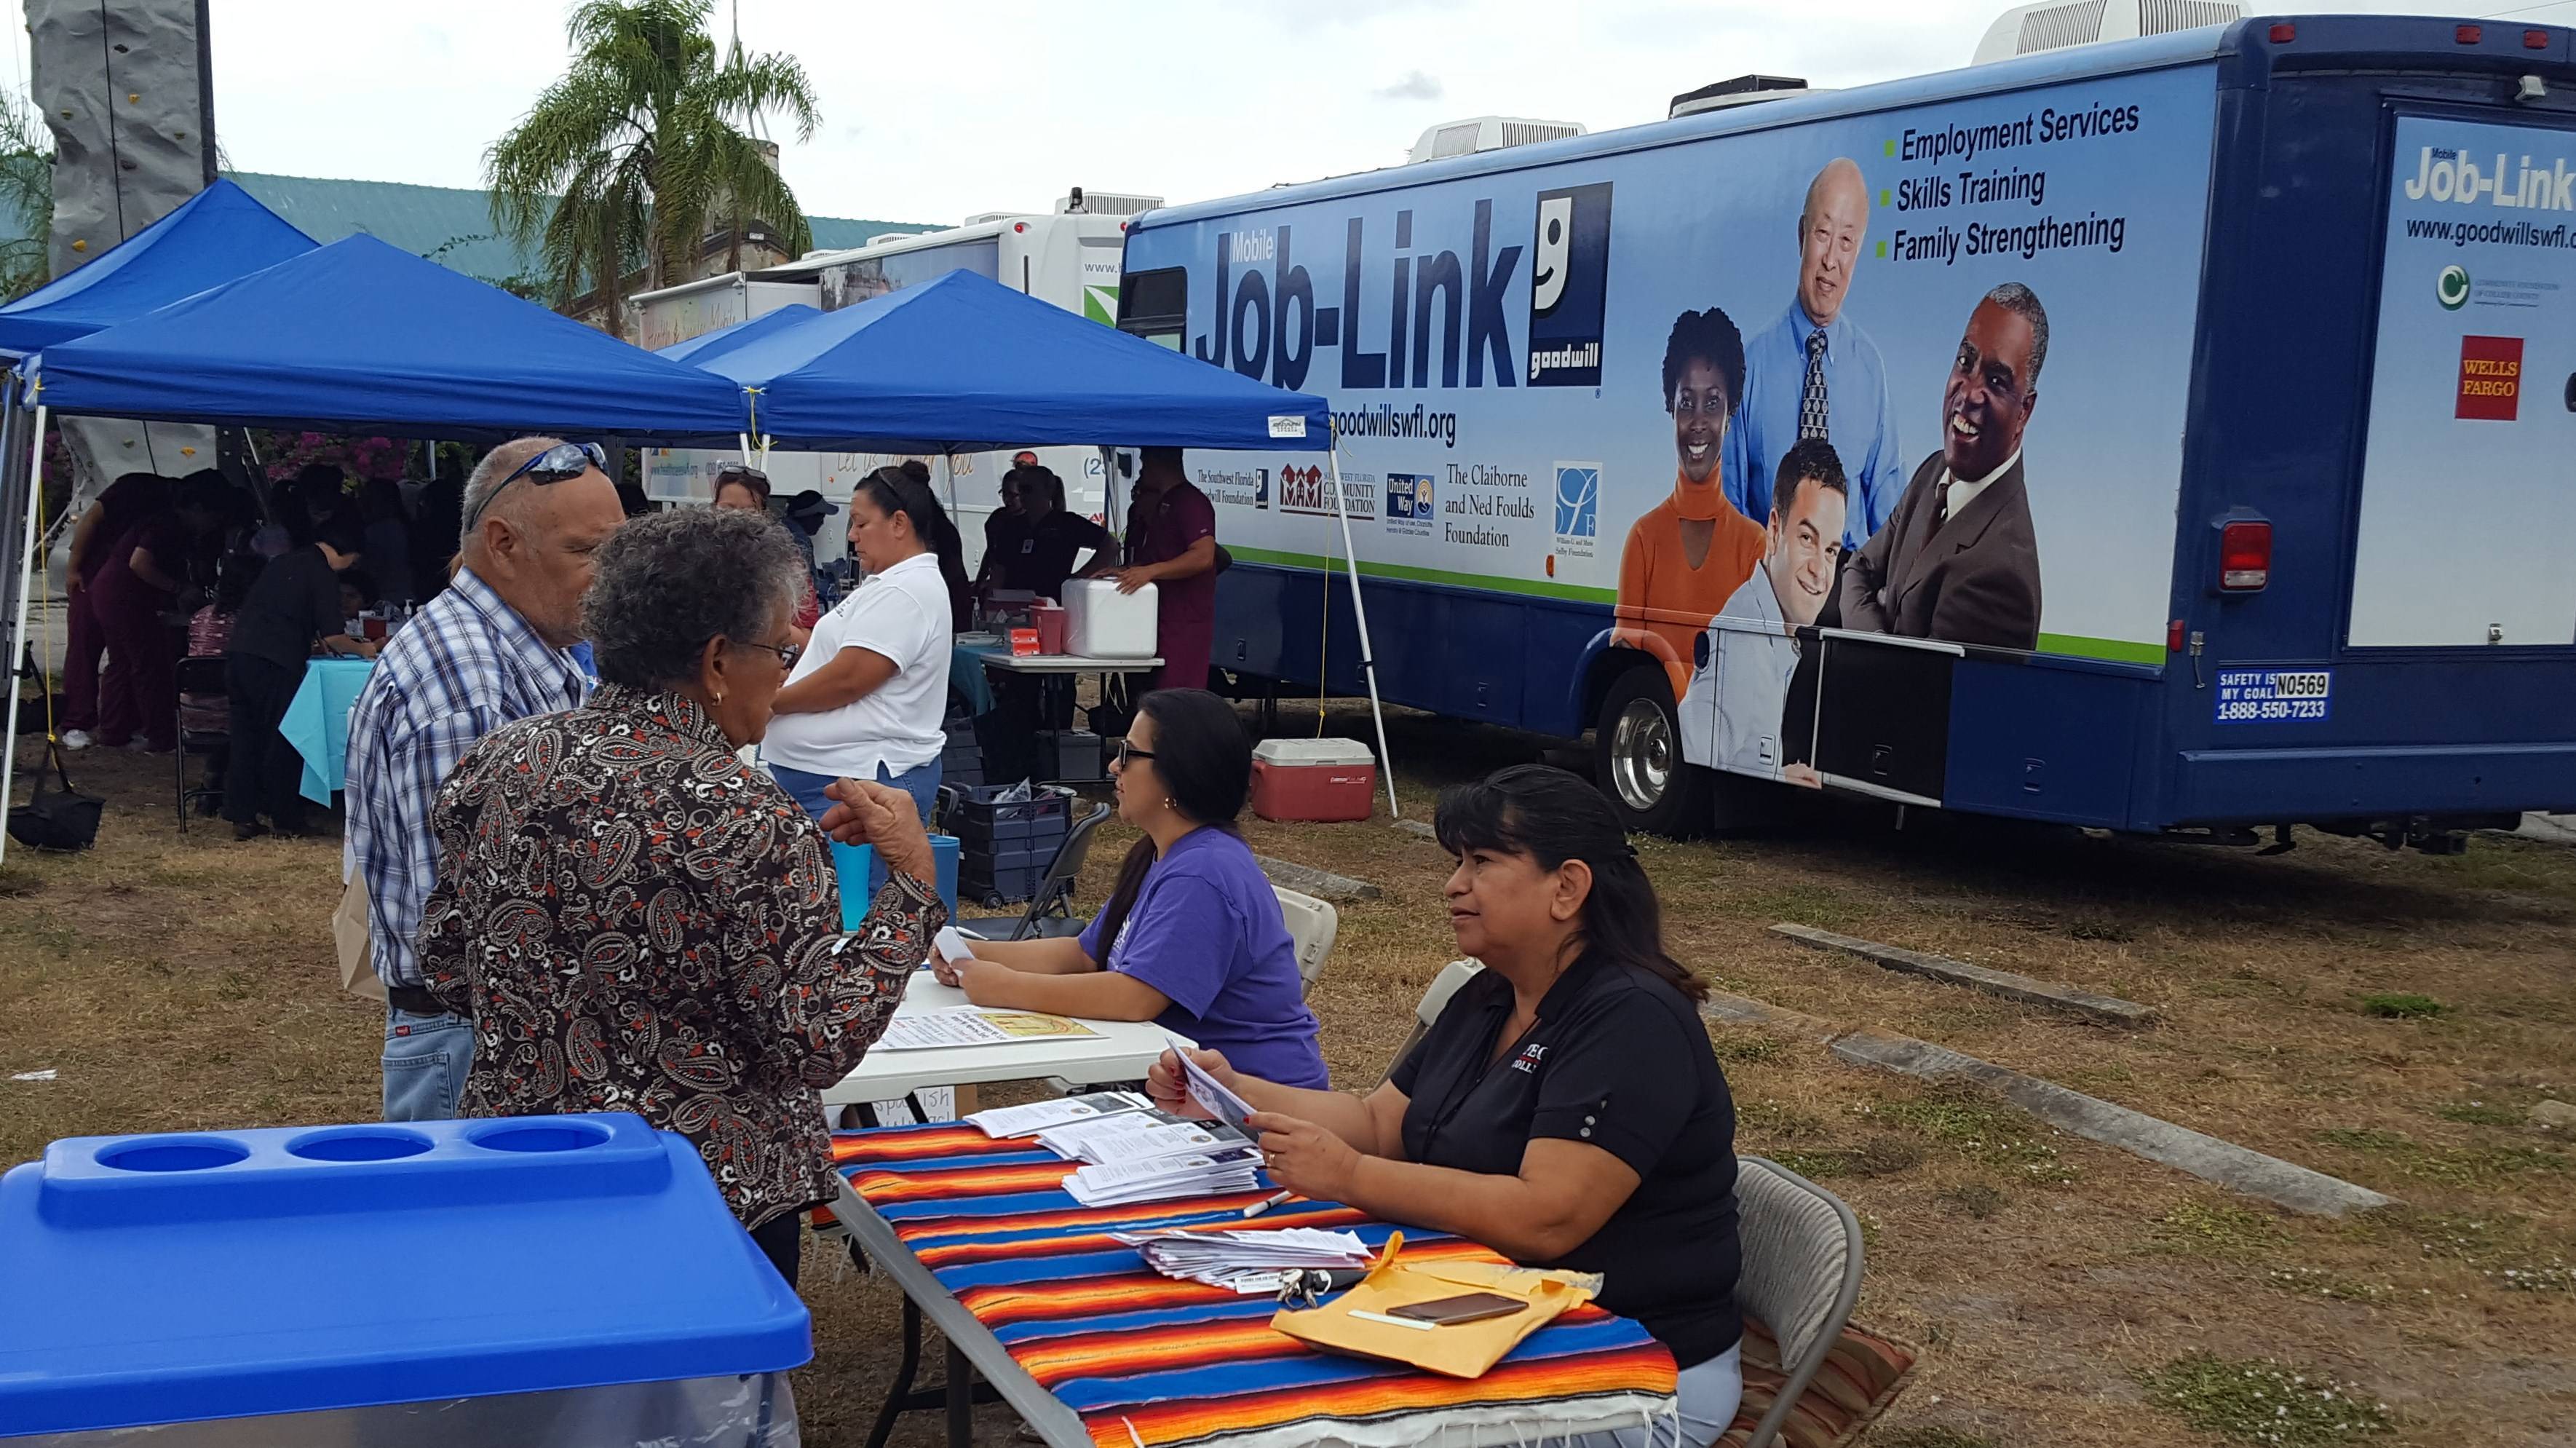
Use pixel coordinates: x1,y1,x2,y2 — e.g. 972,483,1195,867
4,705,2572,1447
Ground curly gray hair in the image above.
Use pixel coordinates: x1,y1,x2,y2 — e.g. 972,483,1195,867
582,508,807,691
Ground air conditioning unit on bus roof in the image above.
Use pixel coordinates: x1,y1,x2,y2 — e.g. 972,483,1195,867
1971,0,2246,64
1406,116,1587,165
1058,189,1162,215
1668,74,1820,120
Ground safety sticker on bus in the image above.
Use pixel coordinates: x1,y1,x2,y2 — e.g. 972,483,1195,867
2214,669,2333,724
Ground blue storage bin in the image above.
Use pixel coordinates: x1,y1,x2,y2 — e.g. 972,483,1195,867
831,832,960,929
0,1114,808,1444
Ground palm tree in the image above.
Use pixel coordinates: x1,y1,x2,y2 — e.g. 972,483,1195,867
485,0,819,334
0,89,54,301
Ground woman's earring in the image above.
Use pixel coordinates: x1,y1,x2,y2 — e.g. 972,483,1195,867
1162,796,1174,810
713,691,725,706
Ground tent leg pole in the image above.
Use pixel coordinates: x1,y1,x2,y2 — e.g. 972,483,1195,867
1,400,50,871
1325,445,1398,820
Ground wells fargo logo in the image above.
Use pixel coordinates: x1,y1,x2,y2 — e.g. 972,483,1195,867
2456,334,2523,422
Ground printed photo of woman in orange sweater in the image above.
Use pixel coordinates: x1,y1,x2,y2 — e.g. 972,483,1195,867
1616,308,1767,702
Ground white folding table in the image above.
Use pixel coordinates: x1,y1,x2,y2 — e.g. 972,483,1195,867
820,976,1186,1109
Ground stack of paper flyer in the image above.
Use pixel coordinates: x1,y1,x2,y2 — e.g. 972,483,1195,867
964,1090,1262,1204
1064,1145,1264,1207
1109,1226,1373,1293
964,1091,1152,1139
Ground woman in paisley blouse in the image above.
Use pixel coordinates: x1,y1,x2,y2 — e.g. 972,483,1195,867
421,507,946,1285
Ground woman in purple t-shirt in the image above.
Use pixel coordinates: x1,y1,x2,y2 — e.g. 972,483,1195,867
934,688,1328,1088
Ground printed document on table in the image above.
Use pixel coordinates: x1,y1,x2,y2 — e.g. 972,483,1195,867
874,1010,1101,1051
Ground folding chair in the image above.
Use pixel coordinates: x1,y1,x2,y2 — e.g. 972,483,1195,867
1728,1155,1876,1448
174,656,229,834
1273,884,1338,995
958,801,1113,942
1380,960,1483,1085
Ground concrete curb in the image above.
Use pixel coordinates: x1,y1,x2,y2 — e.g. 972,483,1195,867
1772,922,2156,1026
1828,1027,2397,1217
1703,991,1841,1043
1254,854,1382,902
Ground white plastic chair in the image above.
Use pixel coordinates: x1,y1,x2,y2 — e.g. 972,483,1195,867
1381,960,1483,1084
1273,885,1339,995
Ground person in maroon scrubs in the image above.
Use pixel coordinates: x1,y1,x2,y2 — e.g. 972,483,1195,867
88,480,222,752
1105,447,1218,692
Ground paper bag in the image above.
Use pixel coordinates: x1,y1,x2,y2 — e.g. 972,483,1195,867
333,874,386,1002
1269,1233,1601,1379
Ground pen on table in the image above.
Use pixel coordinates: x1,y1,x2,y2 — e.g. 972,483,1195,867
1241,1188,1299,1219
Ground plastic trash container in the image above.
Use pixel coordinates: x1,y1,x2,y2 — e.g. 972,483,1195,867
0,1114,808,1446
832,833,961,927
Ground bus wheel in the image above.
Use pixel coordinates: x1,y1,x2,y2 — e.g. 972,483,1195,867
1594,665,1708,837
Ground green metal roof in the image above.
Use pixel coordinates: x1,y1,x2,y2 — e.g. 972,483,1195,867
223,171,931,292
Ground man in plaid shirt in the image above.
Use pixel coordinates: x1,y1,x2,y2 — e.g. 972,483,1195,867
345,437,626,1120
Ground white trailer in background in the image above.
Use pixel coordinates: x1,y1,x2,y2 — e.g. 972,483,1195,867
748,192,1157,571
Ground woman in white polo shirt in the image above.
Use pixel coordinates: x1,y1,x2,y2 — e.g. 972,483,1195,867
765,466,968,893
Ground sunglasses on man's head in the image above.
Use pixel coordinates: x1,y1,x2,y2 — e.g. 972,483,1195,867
464,440,609,532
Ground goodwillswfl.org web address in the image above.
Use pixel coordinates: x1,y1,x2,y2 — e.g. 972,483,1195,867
2406,215,2576,249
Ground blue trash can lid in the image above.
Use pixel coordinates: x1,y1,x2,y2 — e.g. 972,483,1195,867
0,1114,810,1435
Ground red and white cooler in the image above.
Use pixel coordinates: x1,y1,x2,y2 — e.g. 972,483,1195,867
1250,738,1379,823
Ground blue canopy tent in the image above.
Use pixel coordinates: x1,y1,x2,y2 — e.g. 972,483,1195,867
28,234,751,440
656,303,820,366
691,269,1329,454
679,269,1393,812
3,234,766,863
0,179,317,357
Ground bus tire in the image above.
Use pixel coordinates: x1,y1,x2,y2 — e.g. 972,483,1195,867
1593,663,1708,838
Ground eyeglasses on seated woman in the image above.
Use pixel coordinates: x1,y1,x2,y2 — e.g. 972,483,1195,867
416,507,947,1288
1146,764,1747,1448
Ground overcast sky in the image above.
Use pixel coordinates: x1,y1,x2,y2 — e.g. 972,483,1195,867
9,0,2562,227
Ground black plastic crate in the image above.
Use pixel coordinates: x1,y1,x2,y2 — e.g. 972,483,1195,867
948,783,1074,848
1037,730,1104,783
960,860,1048,906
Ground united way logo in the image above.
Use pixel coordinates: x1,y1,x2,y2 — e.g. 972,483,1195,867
1528,182,1613,387
1386,472,1434,520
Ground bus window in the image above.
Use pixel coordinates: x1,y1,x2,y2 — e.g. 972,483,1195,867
1119,266,1186,350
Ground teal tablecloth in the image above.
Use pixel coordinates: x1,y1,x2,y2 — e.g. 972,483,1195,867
280,657,377,805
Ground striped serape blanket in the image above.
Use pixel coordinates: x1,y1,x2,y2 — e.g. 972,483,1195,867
832,1123,1681,1448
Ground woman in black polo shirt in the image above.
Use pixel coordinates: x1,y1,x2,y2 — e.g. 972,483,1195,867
1152,764,1744,1446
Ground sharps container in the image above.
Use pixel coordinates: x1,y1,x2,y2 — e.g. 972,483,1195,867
0,1114,809,1447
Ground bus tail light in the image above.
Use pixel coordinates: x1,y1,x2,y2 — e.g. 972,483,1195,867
2219,520,2272,592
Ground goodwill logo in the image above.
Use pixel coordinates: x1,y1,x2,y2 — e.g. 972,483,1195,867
1528,183,1614,387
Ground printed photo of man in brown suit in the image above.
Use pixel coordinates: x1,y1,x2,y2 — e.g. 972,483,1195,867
1839,282,2048,652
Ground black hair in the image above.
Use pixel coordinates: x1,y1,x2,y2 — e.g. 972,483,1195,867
1090,689,1253,959
897,459,932,486
855,465,970,630
295,462,347,501
1983,280,2050,386
1017,464,1068,513
1660,306,1746,416
1433,764,1706,1001
1772,438,1849,523
313,509,368,560
339,569,376,602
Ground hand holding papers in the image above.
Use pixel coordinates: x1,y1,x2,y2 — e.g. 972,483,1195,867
1177,1045,1257,1132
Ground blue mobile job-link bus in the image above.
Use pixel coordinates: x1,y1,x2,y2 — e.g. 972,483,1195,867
1117,16,2576,850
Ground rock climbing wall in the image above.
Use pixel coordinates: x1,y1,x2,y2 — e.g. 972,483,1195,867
27,0,215,499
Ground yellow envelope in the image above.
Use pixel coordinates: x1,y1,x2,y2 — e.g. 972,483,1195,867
1269,1233,1604,1379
